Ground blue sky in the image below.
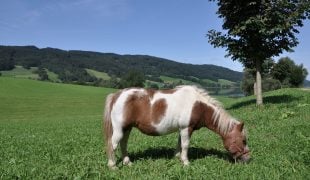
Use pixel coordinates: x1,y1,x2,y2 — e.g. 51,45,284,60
1,0,309,80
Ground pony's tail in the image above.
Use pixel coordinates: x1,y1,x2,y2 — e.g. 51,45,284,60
103,93,115,158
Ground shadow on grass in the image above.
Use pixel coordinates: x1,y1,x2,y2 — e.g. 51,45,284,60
130,147,233,163
228,94,300,110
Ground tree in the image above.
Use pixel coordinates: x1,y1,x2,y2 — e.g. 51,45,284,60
289,64,307,87
207,0,310,105
119,70,145,88
271,57,295,83
0,50,15,71
242,58,276,95
272,57,308,87
242,67,281,96
146,81,160,89
37,67,49,81
241,68,256,96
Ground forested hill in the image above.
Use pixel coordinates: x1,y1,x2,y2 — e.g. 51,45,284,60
0,45,242,83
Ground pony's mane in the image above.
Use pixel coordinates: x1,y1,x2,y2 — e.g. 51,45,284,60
176,85,239,135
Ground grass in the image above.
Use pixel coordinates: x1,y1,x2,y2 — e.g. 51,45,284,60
0,77,309,179
160,75,199,85
86,69,111,80
159,76,238,88
202,78,218,84
218,79,237,86
0,66,61,82
0,66,39,79
45,69,61,82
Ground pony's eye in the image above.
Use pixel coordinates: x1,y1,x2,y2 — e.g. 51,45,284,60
243,139,247,144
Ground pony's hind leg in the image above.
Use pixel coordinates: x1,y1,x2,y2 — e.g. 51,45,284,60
175,134,181,157
120,128,132,166
108,126,124,169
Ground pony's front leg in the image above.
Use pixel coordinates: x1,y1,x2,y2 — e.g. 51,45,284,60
120,129,132,166
180,128,192,165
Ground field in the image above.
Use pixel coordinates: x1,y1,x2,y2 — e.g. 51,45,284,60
0,66,39,80
0,77,309,179
160,75,198,85
85,69,111,80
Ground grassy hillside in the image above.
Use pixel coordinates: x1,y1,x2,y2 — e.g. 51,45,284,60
0,45,243,84
86,69,111,80
0,66,39,79
45,69,61,82
0,77,309,179
218,79,237,86
1,65,241,95
159,76,238,88
160,75,199,85
1,65,61,82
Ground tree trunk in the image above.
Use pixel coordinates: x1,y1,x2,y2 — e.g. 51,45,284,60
255,59,263,105
254,82,257,96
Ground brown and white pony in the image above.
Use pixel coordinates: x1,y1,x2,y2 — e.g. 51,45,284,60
103,85,250,169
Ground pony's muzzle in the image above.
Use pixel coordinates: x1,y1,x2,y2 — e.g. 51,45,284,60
239,146,250,163
240,153,250,163
234,149,250,163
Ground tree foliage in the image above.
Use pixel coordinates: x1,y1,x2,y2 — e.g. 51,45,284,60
0,46,243,84
272,57,295,82
242,57,308,95
37,67,49,81
241,68,256,96
0,45,245,89
242,59,281,96
119,70,145,88
0,49,15,71
208,0,310,64
272,57,308,87
208,0,310,104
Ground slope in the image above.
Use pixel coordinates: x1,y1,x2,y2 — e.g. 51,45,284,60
0,45,243,84
0,77,309,179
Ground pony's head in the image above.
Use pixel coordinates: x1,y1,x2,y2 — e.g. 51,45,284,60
223,122,250,163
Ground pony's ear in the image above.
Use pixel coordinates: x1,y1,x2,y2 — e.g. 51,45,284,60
237,122,244,131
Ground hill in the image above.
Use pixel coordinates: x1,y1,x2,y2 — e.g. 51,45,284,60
0,77,309,179
0,45,243,85
304,79,310,87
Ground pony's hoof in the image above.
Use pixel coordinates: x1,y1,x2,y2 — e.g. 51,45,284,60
183,160,190,166
108,160,117,170
122,157,132,166
123,161,133,166
123,160,132,166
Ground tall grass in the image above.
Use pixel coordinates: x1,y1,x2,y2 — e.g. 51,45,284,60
0,77,309,179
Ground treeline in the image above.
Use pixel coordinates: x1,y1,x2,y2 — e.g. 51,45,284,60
0,45,243,85
242,57,308,95
1,46,308,94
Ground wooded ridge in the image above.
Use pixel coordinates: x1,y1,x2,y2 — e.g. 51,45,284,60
0,45,243,83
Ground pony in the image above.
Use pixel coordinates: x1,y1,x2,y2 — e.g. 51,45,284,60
103,85,250,169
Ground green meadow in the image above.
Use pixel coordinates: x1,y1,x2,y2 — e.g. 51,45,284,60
86,69,111,81
0,77,309,179
0,66,39,80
